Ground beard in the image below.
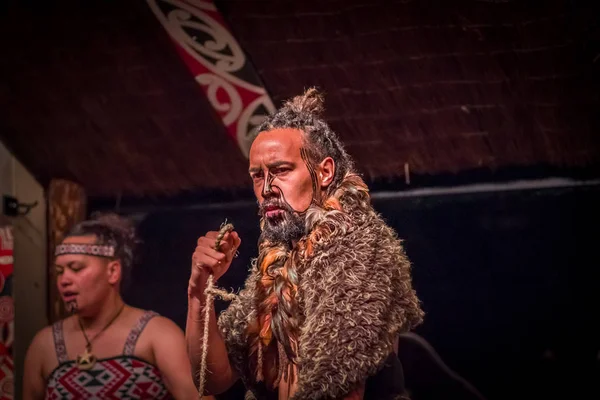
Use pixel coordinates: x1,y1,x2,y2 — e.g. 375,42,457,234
259,198,305,245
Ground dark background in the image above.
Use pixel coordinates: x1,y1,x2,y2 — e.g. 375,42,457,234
1,0,598,398
120,182,600,400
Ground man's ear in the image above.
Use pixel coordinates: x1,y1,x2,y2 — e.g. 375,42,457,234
319,157,335,189
106,260,122,286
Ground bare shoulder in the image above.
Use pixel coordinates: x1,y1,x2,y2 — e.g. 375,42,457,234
126,306,179,328
145,314,184,336
25,323,60,378
27,324,54,353
131,308,184,344
141,315,186,359
125,306,151,320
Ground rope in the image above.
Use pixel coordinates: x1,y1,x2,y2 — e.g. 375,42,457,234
197,221,237,398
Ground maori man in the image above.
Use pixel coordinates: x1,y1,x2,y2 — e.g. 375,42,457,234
187,88,424,399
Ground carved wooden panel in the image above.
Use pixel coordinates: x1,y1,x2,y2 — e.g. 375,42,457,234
47,179,86,323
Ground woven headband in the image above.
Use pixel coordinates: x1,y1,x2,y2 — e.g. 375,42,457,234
55,243,115,258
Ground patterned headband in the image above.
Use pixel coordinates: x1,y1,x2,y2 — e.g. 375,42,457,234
55,243,115,258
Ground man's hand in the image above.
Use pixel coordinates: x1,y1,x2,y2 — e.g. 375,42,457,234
189,230,241,300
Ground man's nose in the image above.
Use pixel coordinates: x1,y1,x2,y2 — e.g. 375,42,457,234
262,173,276,197
262,180,272,196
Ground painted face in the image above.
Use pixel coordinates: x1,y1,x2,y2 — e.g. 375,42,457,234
249,128,316,243
54,235,115,316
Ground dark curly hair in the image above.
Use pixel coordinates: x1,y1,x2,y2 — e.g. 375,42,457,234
65,212,139,288
255,87,356,197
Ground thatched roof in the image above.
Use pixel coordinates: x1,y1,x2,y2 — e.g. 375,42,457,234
1,0,598,198
220,0,599,177
0,0,249,197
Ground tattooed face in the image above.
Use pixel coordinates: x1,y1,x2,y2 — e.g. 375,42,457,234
54,235,115,317
249,128,321,244
65,300,78,314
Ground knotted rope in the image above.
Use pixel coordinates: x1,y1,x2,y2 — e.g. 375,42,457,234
197,221,238,398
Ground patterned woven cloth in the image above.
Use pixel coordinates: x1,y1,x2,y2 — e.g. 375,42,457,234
45,311,172,399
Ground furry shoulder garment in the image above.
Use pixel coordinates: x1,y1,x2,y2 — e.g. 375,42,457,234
218,184,424,400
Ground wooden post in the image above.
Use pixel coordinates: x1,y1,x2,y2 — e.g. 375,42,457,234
47,179,86,323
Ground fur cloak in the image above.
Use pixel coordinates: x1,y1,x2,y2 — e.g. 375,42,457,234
218,178,424,399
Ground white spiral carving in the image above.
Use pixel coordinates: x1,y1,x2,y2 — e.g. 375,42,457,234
0,297,14,323
196,73,243,126
168,8,244,72
148,1,251,76
148,0,276,159
0,227,13,250
237,95,276,156
0,256,12,266
182,0,217,11
1,377,14,397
